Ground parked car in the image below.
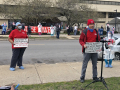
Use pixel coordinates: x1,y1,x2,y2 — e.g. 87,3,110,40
98,34,120,60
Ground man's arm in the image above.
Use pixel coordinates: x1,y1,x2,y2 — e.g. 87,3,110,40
79,32,87,48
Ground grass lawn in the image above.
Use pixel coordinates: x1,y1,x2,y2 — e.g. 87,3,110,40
18,77,120,90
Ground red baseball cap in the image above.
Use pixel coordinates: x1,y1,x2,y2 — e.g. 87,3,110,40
87,19,95,25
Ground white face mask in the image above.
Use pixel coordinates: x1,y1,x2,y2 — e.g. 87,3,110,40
18,26,22,29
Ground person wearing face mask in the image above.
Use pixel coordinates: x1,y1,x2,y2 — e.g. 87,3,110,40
79,19,101,83
1,22,7,35
8,22,28,71
104,31,115,68
38,23,42,36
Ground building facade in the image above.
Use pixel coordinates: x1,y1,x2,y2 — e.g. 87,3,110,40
0,0,120,30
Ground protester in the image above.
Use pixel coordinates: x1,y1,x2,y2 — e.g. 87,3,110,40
79,19,101,83
56,23,61,39
106,24,110,35
27,25,31,37
8,22,28,71
22,23,25,30
74,25,78,35
54,25,56,35
104,31,115,68
50,25,54,36
12,22,16,30
112,26,115,34
1,22,7,35
67,25,70,35
38,23,42,36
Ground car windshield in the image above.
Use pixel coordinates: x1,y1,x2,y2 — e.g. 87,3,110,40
114,37,118,40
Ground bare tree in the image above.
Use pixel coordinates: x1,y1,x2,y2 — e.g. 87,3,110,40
56,0,103,27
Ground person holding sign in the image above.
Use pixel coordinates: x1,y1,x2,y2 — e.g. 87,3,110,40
104,31,115,68
79,19,101,83
8,22,28,71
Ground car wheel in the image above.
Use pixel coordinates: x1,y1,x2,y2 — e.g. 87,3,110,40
114,53,120,60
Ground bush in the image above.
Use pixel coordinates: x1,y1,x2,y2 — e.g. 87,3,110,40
103,31,107,35
114,31,118,33
6,29,12,35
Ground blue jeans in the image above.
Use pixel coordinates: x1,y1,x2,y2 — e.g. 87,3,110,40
104,59,112,65
56,31,60,39
74,30,77,35
2,31,5,35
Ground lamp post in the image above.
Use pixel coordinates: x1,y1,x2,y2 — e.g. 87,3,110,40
114,9,117,31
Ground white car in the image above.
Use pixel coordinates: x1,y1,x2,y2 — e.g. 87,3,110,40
112,34,120,60
98,34,120,60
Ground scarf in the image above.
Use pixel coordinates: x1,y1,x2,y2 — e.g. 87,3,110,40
88,27,94,32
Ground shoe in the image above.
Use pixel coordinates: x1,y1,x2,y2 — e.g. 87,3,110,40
80,78,84,83
105,64,109,68
19,66,24,69
109,65,113,68
10,68,15,71
93,77,99,82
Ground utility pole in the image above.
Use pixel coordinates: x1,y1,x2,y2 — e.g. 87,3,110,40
114,9,117,31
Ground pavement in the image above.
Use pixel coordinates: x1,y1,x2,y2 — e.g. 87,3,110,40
1,34,119,86
0,61,120,86
0,34,79,40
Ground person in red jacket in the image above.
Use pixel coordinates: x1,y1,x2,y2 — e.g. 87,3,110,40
8,22,28,71
79,19,101,83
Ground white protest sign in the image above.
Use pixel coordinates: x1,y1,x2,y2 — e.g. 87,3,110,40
14,38,28,47
85,42,102,53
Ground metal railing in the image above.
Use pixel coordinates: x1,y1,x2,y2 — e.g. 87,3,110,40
81,0,120,5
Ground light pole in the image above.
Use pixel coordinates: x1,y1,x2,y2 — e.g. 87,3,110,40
114,9,117,31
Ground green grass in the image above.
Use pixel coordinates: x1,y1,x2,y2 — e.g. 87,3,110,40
18,77,120,90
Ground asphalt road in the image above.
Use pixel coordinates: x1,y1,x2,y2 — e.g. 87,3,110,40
0,40,83,65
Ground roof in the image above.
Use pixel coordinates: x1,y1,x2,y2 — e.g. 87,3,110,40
108,17,120,24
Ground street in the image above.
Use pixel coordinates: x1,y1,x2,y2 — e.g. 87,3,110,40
0,40,83,65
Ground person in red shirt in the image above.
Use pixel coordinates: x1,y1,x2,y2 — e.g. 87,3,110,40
79,19,101,83
8,22,28,71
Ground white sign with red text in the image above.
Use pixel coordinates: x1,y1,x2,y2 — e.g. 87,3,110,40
14,38,28,47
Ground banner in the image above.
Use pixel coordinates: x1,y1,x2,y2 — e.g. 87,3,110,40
85,42,102,53
24,26,51,33
14,38,28,47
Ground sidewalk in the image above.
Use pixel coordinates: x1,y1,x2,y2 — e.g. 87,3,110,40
0,61,120,86
0,34,80,40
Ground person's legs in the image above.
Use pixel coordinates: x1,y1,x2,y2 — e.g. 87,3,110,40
2,31,3,35
3,31,5,35
17,48,26,67
74,30,77,35
10,49,20,68
104,59,109,67
109,59,113,68
58,31,60,39
91,53,98,79
80,53,91,80
74,30,76,35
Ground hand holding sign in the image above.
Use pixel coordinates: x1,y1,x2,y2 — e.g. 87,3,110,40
84,44,87,48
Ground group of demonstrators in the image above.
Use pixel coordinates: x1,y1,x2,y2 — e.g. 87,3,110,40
7,19,115,87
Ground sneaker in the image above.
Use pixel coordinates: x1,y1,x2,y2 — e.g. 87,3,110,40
109,65,113,68
93,77,99,82
10,68,15,71
19,66,24,69
105,64,109,68
80,78,85,83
